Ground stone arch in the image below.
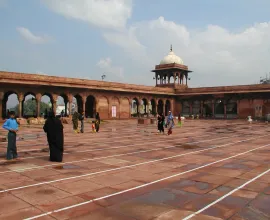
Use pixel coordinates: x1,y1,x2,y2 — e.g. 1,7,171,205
131,97,139,117
41,93,53,118
57,93,69,116
23,92,37,118
182,101,190,116
97,96,109,119
85,95,96,118
111,96,120,118
2,91,19,118
203,100,212,117
74,94,83,114
157,99,164,115
140,98,148,115
192,100,200,115
120,97,130,119
150,99,157,115
165,99,171,116
226,99,237,118
215,99,224,118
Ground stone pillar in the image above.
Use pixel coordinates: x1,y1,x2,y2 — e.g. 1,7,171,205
168,74,170,84
212,100,215,118
18,94,23,118
186,73,188,85
36,94,41,117
82,96,86,114
224,102,227,119
200,101,204,117
163,102,165,115
0,92,3,120
53,100,57,116
156,73,158,85
189,102,193,115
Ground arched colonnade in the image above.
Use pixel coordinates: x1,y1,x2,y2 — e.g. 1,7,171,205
0,90,174,119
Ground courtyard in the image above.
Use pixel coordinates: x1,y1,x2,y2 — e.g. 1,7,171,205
0,119,269,220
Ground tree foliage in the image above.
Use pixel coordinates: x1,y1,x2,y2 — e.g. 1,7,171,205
9,99,51,116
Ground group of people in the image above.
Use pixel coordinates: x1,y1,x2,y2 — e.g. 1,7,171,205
2,110,101,163
71,111,101,133
157,111,175,135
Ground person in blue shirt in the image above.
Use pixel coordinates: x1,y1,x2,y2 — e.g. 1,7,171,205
2,111,19,160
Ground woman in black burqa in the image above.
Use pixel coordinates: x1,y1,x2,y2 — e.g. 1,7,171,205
43,111,64,162
95,112,101,132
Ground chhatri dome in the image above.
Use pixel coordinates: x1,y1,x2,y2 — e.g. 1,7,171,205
159,45,184,65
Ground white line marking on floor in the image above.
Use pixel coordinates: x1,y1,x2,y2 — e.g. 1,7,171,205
24,143,270,220
182,168,270,220
0,133,233,174
0,134,267,194
0,132,217,162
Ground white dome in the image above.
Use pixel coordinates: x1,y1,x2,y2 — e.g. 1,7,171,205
160,46,184,65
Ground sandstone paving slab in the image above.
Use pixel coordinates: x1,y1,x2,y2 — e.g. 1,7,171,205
223,178,269,193
154,209,223,220
0,206,55,220
248,194,270,217
11,184,71,205
108,199,174,220
167,179,219,195
52,179,104,195
68,208,137,220
0,193,32,213
78,187,120,200
0,172,33,185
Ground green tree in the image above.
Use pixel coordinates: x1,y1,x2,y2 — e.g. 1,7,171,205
9,100,51,117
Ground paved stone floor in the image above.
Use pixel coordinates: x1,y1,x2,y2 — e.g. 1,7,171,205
0,119,269,220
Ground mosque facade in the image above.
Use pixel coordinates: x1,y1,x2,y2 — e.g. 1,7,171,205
0,47,270,120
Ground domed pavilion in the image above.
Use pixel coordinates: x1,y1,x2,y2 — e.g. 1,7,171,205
152,45,192,88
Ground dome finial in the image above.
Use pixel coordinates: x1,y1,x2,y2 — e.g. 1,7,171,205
170,44,172,52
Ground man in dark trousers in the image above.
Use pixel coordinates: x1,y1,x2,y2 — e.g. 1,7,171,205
2,111,19,161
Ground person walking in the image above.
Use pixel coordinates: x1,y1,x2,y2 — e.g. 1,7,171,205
2,111,19,161
95,112,101,132
43,111,64,162
157,113,165,134
72,111,79,133
166,111,175,135
79,111,85,133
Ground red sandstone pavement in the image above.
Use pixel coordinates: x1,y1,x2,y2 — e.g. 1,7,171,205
0,119,269,220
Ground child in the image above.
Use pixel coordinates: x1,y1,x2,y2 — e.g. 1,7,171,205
2,111,19,160
91,121,96,133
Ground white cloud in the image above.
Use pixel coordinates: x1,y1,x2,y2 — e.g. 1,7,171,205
16,27,52,44
42,0,132,30
97,57,124,80
102,17,270,86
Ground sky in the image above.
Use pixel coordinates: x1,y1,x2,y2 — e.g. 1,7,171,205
1,0,270,91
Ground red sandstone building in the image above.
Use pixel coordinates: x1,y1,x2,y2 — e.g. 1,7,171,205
1,47,270,120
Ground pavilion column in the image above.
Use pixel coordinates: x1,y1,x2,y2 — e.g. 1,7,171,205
156,73,158,85
0,92,3,120
163,102,165,115
64,102,68,116
212,100,215,118
237,100,240,118
200,101,204,117
224,102,227,119
18,94,23,118
82,97,86,114
36,94,41,118
178,73,180,85
186,74,188,85
189,102,193,115
168,74,170,84
53,100,57,116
